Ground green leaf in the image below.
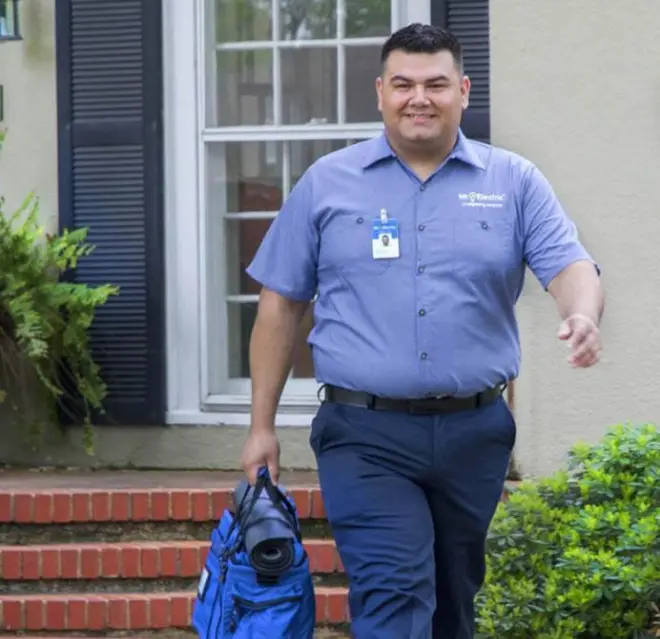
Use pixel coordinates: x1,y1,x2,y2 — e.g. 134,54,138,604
0,131,118,453
476,423,660,638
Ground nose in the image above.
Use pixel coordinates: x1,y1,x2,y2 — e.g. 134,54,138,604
409,85,431,106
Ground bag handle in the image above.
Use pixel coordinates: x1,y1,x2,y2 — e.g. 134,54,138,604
223,467,301,557
222,472,266,556
260,472,302,542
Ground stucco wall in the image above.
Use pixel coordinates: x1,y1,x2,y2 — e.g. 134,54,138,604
0,0,58,232
490,1,660,476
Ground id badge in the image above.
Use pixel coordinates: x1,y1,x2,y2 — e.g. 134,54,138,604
372,219,400,259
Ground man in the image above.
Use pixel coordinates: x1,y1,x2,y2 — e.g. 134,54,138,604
241,23,603,639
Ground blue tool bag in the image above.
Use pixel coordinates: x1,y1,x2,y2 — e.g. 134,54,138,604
192,469,316,639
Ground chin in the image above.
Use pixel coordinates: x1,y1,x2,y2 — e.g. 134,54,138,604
403,129,441,143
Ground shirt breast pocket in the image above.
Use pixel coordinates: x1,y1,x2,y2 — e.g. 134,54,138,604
321,214,394,278
452,217,517,279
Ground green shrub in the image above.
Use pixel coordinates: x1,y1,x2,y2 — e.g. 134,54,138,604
476,423,660,639
0,129,118,452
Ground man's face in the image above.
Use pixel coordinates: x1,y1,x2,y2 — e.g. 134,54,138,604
376,49,470,147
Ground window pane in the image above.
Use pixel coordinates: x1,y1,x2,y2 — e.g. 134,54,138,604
218,139,364,380
226,218,274,295
225,140,347,296
345,45,381,122
344,0,391,38
290,138,348,186
215,50,274,126
280,0,336,40
0,0,17,37
227,301,256,378
208,141,283,215
206,140,282,300
281,48,337,125
215,0,272,43
226,301,317,378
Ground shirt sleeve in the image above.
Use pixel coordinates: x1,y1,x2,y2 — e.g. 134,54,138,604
245,170,319,302
520,164,600,289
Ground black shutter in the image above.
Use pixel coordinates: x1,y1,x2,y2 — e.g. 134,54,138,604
432,0,490,142
55,0,165,425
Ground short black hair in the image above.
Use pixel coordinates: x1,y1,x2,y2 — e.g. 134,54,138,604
380,23,463,70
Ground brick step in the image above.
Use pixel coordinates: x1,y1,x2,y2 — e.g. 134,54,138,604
0,635,349,639
0,588,350,631
0,633,349,639
0,540,343,581
0,484,325,525
0,470,517,528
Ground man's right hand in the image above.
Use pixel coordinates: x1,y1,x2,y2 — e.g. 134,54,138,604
241,428,281,486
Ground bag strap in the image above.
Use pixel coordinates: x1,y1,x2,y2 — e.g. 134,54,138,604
261,477,302,542
223,467,302,556
222,472,267,557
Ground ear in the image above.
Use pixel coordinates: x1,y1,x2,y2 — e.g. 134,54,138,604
376,75,384,113
460,75,471,111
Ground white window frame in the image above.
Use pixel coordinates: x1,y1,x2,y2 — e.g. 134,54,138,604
163,0,430,425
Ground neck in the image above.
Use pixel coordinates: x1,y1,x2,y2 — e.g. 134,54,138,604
386,129,459,169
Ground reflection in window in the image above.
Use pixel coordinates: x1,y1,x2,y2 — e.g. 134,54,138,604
281,48,337,125
280,0,336,40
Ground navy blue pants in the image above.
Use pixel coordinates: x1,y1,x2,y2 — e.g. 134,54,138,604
309,396,515,639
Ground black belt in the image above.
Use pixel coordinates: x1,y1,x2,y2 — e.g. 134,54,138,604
321,383,506,415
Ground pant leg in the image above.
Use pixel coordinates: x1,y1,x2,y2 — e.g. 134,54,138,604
310,401,437,639
428,397,516,639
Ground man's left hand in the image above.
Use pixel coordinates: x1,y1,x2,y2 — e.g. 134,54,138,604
557,313,602,368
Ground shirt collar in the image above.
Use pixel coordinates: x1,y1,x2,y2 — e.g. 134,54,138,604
451,129,486,170
361,128,485,171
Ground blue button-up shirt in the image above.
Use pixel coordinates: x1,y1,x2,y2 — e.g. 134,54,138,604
247,130,596,398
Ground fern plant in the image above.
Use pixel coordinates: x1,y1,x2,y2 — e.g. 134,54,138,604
0,129,118,452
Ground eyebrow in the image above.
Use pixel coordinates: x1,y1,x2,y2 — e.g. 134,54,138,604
389,74,451,84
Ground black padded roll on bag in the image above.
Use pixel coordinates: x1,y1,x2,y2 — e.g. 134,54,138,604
233,474,298,579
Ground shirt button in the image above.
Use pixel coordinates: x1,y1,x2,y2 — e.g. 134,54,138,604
420,184,426,191
420,352,428,360
417,265,425,273
418,224,425,231
418,309,426,316
357,217,364,224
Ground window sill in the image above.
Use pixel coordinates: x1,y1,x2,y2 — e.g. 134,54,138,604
167,407,317,427
162,392,322,426
204,393,321,411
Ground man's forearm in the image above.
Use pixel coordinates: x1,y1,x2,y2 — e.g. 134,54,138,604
249,289,308,433
547,260,604,324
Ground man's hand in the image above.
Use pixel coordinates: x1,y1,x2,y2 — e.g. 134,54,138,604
557,313,602,368
241,429,281,486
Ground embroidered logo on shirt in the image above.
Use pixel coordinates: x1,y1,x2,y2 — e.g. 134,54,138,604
458,192,506,208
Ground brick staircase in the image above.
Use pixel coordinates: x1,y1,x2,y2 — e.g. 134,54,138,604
0,469,349,639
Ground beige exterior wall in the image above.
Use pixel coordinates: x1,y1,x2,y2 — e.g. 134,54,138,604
491,0,660,477
0,0,58,233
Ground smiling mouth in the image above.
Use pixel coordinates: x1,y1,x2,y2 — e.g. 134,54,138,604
404,114,436,121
